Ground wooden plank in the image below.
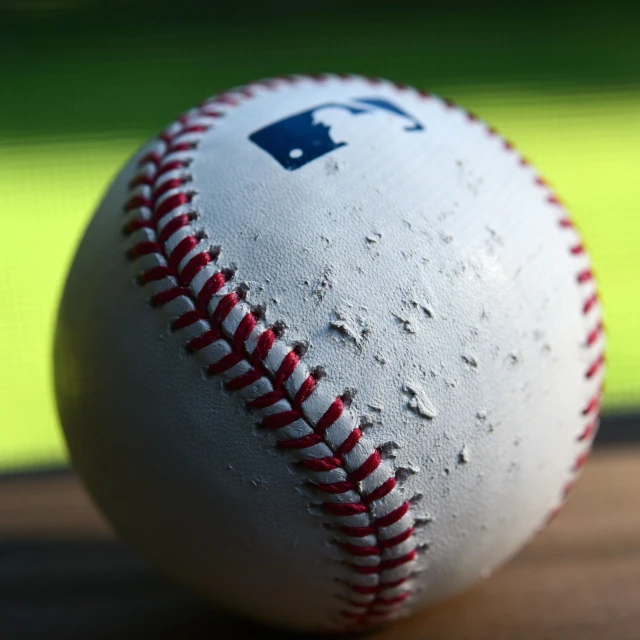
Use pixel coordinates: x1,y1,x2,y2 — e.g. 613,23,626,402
1,447,639,639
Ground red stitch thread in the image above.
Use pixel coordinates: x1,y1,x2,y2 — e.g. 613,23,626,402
340,525,375,537
158,213,193,244
293,374,317,408
362,477,396,504
125,194,151,211
127,241,162,259
585,353,605,379
299,456,341,472
212,292,240,327
123,218,154,235
274,349,300,388
172,310,204,331
186,329,221,353
314,480,355,494
157,159,190,179
249,389,286,410
379,527,415,548
180,252,212,286
197,271,228,311
233,313,258,352
374,502,410,528
151,286,187,307
380,551,417,570
323,502,368,517
154,192,192,222
341,543,380,556
207,351,245,375
349,451,382,483
583,292,599,314
251,328,277,365
277,432,323,449
138,266,171,284
314,397,344,436
586,322,604,346
168,236,199,271
152,177,187,203
350,577,408,595
262,409,302,431
226,367,264,391
334,428,362,458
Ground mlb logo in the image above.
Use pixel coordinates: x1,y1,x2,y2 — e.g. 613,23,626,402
249,97,424,171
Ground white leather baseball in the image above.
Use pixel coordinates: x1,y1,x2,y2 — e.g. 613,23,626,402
55,74,604,632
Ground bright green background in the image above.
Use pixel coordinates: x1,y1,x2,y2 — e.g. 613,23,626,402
1,2,639,471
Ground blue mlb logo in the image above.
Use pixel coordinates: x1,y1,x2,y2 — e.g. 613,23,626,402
249,98,424,171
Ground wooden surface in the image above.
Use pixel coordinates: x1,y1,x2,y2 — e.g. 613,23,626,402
1,447,639,639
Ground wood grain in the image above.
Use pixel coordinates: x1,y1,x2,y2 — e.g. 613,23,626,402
1,447,639,639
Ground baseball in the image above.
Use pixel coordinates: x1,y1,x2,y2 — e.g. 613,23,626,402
55,74,604,632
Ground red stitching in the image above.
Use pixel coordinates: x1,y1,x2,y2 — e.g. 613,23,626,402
341,543,380,556
251,328,277,365
151,286,187,307
299,456,341,472
152,177,187,203
323,502,368,516
261,409,302,431
292,374,317,408
248,389,285,410
123,218,154,235
126,241,162,259
172,310,204,331
585,353,605,379
528,136,604,516
226,367,264,391
277,432,323,450
583,292,599,314
197,271,228,310
207,351,244,375
363,477,397,504
350,577,408,594
274,349,300,388
315,397,344,436
157,213,193,244
212,291,240,326
314,480,355,494
374,501,410,528
155,192,192,221
334,428,362,458
167,236,198,270
180,251,212,286
186,329,221,353
379,526,415,548
586,321,604,347
138,266,171,285
349,451,382,483
340,525,375,537
380,550,418,570
125,194,151,211
233,313,257,352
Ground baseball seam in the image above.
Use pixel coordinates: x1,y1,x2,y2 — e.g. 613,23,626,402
123,75,422,630
460,105,605,514
121,73,604,628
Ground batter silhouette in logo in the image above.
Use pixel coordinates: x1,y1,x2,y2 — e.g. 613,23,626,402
249,98,424,170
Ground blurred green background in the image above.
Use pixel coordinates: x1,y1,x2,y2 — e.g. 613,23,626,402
1,0,638,471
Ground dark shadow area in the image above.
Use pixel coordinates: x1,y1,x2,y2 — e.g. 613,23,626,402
0,540,317,640
594,412,640,445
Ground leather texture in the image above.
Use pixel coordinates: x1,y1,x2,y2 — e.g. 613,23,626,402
55,75,604,632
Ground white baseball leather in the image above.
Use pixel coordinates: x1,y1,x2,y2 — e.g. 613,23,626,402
55,74,604,632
